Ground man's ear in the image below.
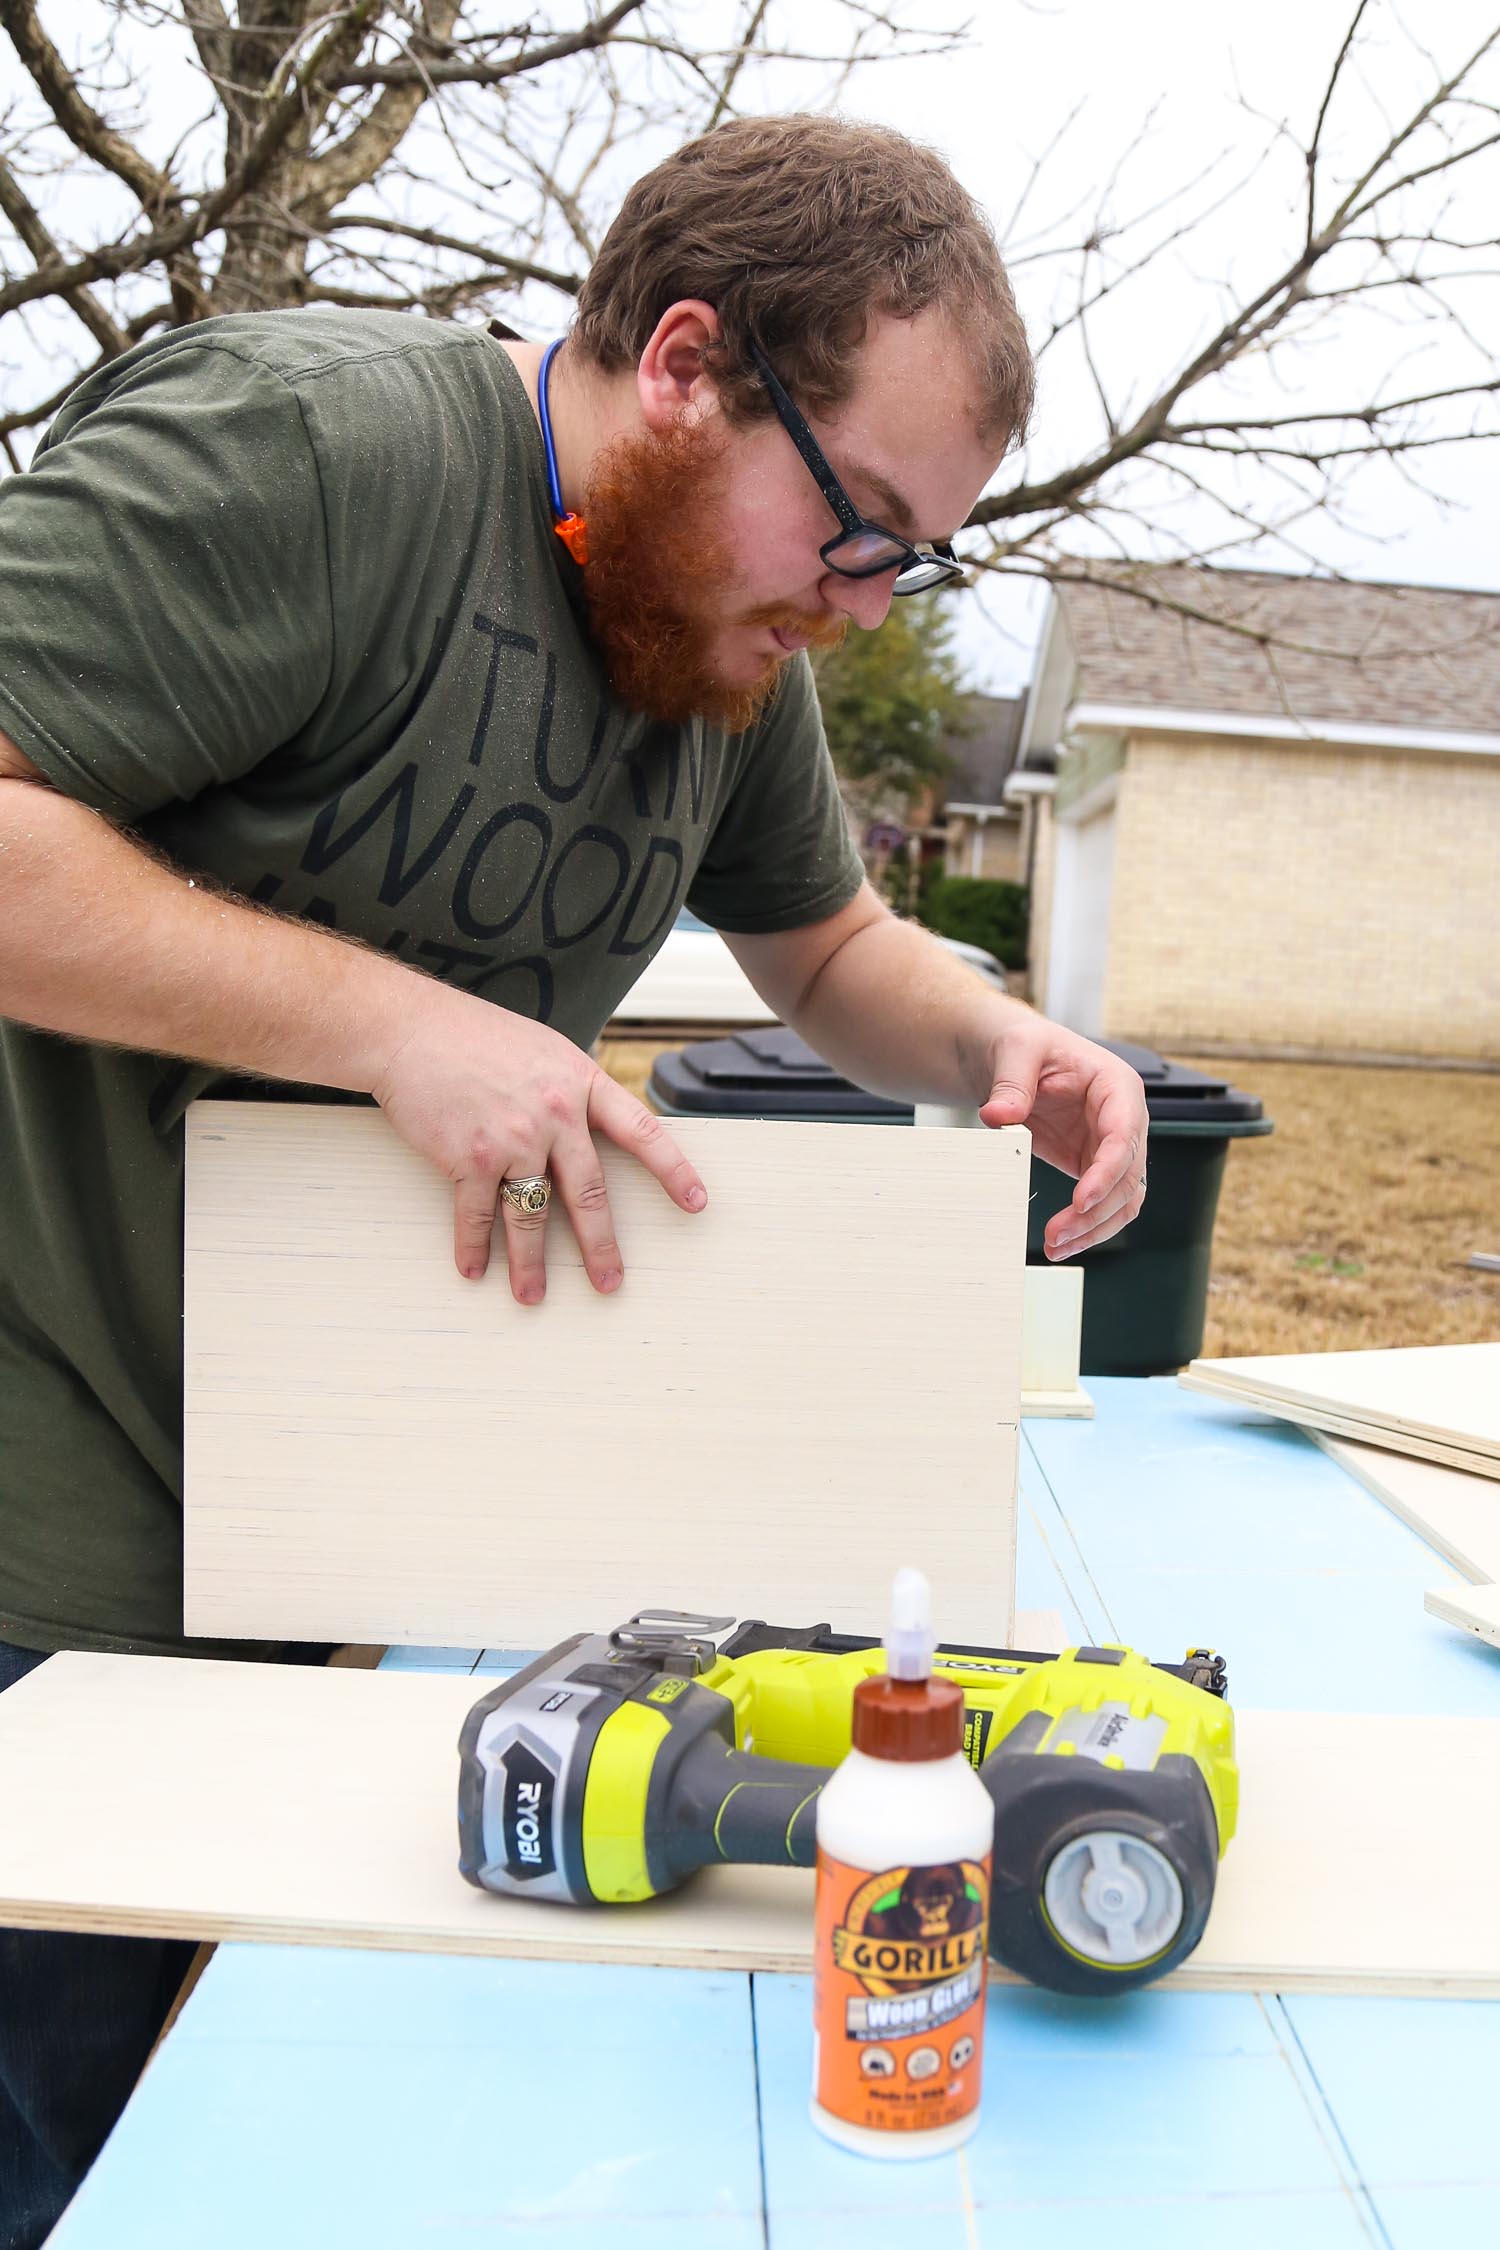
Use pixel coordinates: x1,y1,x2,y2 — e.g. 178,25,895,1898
636,300,722,429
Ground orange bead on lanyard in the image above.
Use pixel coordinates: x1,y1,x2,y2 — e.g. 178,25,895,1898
540,339,589,567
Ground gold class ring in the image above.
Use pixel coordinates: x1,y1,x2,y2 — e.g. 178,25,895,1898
500,1175,553,1217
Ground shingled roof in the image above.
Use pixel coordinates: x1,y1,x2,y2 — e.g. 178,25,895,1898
940,694,1025,805
1056,567,1500,737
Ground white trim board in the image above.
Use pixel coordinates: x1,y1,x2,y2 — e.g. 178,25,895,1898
1069,699,1500,759
1179,1343,1500,1479
183,1105,1029,1650
1313,1433,1500,1585
1021,1265,1093,1420
1020,1388,1096,1421
1425,1582,1500,1648
0,1654,1497,1998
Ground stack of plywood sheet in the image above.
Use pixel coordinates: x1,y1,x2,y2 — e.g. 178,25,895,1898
1314,1436,1500,1652
1181,1344,1500,1646
1179,1342,1500,1478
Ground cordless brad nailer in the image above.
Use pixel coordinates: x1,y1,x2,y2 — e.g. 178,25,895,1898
458,1611,1237,1997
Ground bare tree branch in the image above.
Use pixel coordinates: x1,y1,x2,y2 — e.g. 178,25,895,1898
705,0,772,131
971,23,1500,536
330,0,647,86
298,3,465,227
0,0,387,319
1305,0,1373,250
1,0,210,318
323,210,582,294
0,154,129,354
1161,377,1500,440
0,0,176,212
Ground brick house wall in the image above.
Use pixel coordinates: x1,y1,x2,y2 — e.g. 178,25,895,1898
1098,734,1500,1060
943,810,1025,883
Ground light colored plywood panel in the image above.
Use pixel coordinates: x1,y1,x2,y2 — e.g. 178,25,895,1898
1020,1266,1093,1419
183,1107,1028,1649
1180,1344,1500,1481
1425,1582,1500,1649
1313,1434,1500,1585
1,1654,1498,1998
1187,1377,1500,1485
1020,1386,1096,1421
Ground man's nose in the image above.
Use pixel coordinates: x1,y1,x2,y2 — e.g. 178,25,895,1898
820,568,896,632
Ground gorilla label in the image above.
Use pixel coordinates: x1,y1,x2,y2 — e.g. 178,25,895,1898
813,1853,991,2136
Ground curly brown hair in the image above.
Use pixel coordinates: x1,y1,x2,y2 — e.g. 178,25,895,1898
572,114,1033,448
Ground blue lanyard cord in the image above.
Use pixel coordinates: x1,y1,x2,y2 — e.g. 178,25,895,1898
539,338,567,519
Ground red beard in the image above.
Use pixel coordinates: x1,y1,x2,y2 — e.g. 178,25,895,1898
580,412,845,731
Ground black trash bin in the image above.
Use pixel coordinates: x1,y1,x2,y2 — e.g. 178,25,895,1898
649,1027,911,1124
648,1028,1271,1375
1023,1041,1272,1375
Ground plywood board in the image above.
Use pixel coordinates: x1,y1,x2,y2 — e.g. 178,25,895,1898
183,1106,1028,1649
1,1654,1497,1998
1185,1393,1495,1479
1425,1581,1500,1649
1020,1266,1093,1420
1313,1434,1500,1585
1020,1386,1096,1421
1180,1342,1500,1480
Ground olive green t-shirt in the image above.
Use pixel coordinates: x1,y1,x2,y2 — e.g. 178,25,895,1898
0,309,863,1656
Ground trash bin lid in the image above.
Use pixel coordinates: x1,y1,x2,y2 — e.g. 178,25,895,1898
650,1029,1265,1130
1102,1041,1265,1126
648,1028,912,1119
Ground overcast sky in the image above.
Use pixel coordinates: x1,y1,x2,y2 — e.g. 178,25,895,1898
825,0,1500,692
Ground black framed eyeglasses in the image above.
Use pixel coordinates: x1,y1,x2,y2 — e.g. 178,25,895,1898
746,336,966,596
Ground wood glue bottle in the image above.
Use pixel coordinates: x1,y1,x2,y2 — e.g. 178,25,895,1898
810,1568,994,2157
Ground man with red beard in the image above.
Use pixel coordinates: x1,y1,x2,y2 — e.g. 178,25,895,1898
0,114,1147,2241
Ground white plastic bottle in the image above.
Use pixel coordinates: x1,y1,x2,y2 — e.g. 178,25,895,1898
810,1569,995,2157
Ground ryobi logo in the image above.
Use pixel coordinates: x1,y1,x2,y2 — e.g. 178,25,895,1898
515,1783,544,1859
499,1742,557,1882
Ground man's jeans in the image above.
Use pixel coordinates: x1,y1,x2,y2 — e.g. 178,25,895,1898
0,1642,194,2250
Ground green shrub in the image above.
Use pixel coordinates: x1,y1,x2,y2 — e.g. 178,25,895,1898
920,875,1029,969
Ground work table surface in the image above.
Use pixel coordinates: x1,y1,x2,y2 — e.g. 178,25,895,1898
47,1380,1500,2248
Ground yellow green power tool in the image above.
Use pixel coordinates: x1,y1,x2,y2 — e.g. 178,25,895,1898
458,1611,1237,1996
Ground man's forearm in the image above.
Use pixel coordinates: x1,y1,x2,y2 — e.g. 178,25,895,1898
785,911,1026,1106
0,776,424,1090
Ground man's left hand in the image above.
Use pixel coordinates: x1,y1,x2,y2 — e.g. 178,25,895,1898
975,1016,1149,1259
727,891,1149,1256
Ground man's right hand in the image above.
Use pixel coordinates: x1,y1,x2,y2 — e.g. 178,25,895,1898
0,725,705,1304
370,987,707,1301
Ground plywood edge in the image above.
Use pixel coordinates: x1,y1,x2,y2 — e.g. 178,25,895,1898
1425,1583,1500,1649
0,1894,818,1976
3,1891,1495,2002
1021,1386,1095,1420
1179,1354,1500,1462
1310,1430,1500,1584
1177,1373,1500,1480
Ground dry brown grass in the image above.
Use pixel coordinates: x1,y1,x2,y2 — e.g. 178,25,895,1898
597,1035,1500,1359
1196,1057,1500,1358
595,1035,684,1106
